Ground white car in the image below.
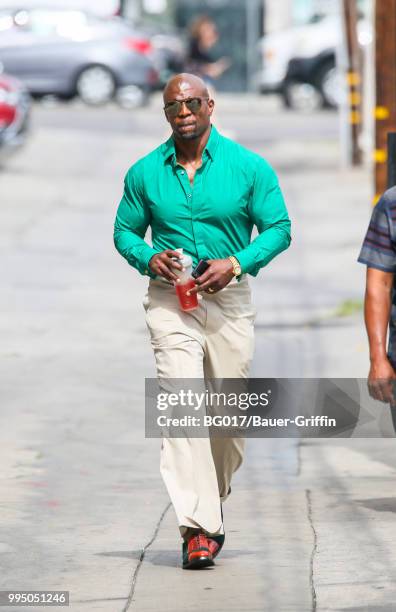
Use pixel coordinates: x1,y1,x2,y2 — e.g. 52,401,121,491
256,14,371,110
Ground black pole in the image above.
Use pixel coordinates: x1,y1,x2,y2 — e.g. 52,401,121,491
387,132,396,188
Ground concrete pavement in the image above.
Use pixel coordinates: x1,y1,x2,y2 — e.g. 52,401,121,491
1,94,396,612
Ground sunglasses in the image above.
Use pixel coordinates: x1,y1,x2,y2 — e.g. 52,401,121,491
164,97,209,117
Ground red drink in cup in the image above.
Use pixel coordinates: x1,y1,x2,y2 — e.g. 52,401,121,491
172,249,198,312
175,278,198,311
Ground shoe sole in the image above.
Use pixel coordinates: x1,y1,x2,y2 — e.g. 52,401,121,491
183,555,215,570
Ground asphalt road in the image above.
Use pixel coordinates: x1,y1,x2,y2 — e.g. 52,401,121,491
1,94,396,612
32,93,339,141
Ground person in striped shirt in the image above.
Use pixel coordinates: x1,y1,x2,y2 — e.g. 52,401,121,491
358,187,396,411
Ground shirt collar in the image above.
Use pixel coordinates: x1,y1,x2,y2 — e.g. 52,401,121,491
162,124,220,165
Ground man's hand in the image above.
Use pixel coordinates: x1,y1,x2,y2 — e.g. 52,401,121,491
148,250,183,283
188,258,234,295
368,357,396,404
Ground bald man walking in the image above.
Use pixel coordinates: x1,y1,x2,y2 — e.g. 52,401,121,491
114,74,291,569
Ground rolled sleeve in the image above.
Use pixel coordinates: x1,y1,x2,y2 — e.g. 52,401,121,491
113,168,159,278
234,160,291,276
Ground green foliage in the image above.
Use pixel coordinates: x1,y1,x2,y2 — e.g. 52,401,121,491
334,299,363,317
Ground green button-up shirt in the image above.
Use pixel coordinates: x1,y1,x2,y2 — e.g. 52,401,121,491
114,125,291,278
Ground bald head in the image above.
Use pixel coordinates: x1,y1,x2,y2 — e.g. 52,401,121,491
162,72,214,141
163,73,209,103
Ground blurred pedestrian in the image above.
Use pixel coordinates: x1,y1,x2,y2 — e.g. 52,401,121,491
113,73,291,569
358,187,396,424
185,15,231,88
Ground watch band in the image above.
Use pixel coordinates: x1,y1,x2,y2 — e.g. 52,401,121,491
228,255,242,277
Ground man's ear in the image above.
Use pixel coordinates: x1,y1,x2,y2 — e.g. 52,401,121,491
208,99,215,116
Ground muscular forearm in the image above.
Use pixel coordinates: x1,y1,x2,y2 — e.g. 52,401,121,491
365,268,396,402
364,269,393,362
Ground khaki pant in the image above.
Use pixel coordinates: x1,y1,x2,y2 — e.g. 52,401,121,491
143,275,255,536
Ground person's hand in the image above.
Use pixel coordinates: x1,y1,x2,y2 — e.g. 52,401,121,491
188,258,234,295
368,358,396,405
206,58,231,79
148,250,183,283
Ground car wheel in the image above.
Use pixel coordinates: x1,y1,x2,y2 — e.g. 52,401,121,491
282,79,322,112
76,66,115,106
115,85,148,109
315,60,341,109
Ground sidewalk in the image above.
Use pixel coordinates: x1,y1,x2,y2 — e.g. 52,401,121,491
1,94,396,612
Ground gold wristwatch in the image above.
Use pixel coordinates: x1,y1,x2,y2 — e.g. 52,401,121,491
228,255,242,277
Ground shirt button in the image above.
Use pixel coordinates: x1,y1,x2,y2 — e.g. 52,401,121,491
187,194,192,198
181,171,185,174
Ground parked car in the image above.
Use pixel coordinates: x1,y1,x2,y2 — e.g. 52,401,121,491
0,68,30,158
137,24,186,88
283,51,341,110
0,8,160,106
256,13,371,111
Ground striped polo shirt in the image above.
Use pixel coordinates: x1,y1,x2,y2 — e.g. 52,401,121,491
358,186,396,366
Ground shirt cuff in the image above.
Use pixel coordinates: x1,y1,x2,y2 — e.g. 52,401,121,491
139,246,160,278
233,247,257,276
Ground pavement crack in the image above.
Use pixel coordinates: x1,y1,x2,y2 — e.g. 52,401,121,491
306,489,317,612
122,501,171,612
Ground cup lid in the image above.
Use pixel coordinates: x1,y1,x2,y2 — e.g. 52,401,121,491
175,248,192,268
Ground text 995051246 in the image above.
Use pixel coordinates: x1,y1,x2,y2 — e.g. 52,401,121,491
0,591,69,606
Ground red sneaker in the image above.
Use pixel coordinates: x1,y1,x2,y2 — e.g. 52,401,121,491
182,533,215,569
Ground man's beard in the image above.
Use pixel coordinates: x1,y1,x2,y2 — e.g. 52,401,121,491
178,131,199,140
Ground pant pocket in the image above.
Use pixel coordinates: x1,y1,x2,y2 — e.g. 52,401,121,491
142,293,150,312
